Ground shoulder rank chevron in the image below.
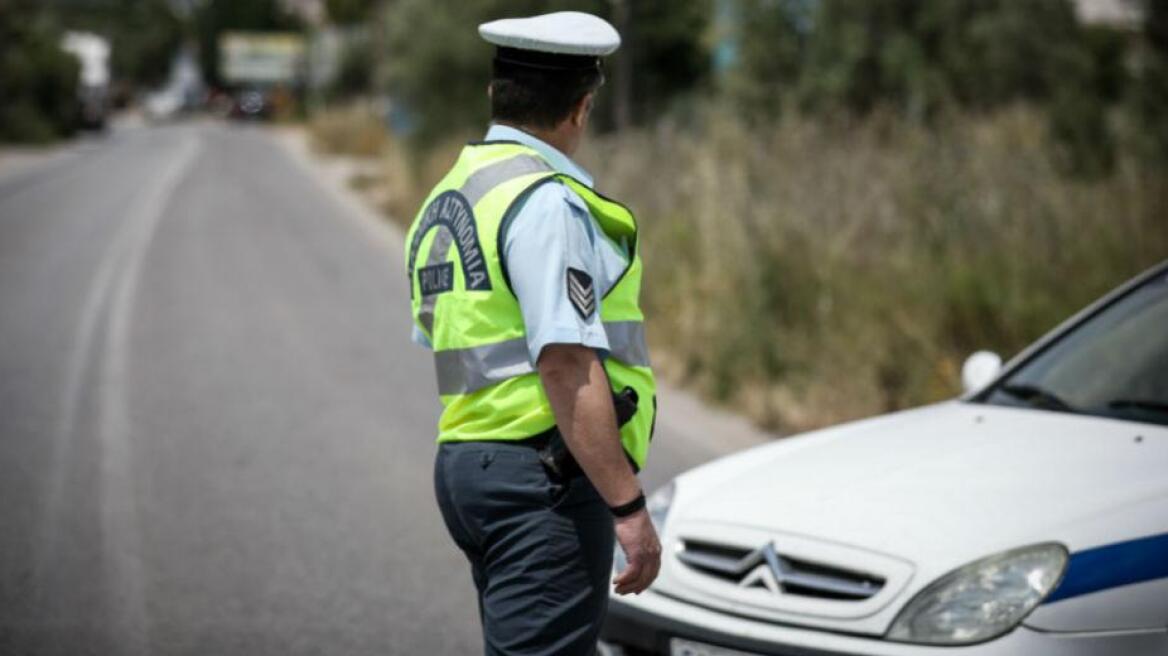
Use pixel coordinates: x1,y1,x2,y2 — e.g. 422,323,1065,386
566,267,596,320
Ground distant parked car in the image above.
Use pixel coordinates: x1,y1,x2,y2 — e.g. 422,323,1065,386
602,260,1168,656
231,87,272,120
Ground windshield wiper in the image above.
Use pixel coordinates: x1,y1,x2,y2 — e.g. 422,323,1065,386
1107,399,1168,415
997,383,1076,412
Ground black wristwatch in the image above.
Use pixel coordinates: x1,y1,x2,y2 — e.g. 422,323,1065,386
609,492,646,518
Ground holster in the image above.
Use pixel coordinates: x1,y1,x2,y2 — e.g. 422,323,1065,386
537,387,639,481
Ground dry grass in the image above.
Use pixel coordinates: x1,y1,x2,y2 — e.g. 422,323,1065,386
308,103,469,224
307,102,390,158
311,104,1168,433
581,107,1167,431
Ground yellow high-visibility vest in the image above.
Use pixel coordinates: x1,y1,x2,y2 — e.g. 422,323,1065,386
405,141,656,468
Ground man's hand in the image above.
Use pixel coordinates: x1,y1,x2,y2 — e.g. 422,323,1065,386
537,344,660,593
612,508,661,595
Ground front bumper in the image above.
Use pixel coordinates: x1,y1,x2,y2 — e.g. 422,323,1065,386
601,589,1168,656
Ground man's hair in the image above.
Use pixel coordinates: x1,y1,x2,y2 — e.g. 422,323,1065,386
490,65,603,130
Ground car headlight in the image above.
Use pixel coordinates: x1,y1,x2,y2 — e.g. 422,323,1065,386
887,543,1068,645
614,480,676,573
646,479,676,532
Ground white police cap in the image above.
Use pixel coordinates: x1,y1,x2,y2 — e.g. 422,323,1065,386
479,11,621,58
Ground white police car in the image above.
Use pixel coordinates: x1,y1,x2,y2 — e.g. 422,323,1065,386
601,260,1168,655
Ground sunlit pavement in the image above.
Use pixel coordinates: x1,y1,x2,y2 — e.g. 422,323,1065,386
0,120,764,655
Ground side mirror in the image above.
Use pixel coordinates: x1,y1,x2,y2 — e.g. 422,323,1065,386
961,350,1003,395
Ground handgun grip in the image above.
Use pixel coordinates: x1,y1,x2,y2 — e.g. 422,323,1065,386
613,386,639,428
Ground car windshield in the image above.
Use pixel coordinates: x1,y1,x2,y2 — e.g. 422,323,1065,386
980,268,1168,427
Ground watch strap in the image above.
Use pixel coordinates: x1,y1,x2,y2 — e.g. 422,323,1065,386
609,492,646,518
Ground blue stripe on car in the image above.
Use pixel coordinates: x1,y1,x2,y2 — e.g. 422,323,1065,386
1045,532,1168,604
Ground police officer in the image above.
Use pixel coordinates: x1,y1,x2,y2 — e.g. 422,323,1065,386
404,11,661,656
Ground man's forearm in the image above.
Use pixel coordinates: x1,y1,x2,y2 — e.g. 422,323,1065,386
538,344,641,507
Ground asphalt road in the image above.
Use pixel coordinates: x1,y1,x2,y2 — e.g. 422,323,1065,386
0,121,765,656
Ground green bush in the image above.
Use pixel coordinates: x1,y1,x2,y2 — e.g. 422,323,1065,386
0,3,79,143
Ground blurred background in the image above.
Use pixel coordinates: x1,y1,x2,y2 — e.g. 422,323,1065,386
13,0,1158,430
1,1,1167,654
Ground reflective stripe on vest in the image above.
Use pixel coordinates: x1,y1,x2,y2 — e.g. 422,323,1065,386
434,320,650,395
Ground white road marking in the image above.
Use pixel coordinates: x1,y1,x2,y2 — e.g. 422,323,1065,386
37,186,137,590
36,131,201,654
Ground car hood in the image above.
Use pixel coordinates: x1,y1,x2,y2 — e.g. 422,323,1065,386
676,401,1168,568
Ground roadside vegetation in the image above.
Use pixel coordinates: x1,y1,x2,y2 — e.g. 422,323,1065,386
1,4,82,142
311,104,1166,431
309,0,1168,432
0,0,184,143
585,108,1166,430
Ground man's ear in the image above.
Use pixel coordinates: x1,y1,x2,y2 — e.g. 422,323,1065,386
570,92,595,128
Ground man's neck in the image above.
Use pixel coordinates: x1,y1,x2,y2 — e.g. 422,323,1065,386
497,121,575,157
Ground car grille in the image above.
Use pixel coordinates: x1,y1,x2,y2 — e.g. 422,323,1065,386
677,539,885,601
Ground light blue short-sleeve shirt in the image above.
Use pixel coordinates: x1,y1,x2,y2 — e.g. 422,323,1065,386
411,124,630,364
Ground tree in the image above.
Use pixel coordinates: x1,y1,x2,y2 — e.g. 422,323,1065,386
1130,0,1168,165
0,0,80,142
721,0,811,118
327,0,377,25
330,35,374,99
619,0,712,125
49,0,185,90
378,0,709,146
791,0,1118,174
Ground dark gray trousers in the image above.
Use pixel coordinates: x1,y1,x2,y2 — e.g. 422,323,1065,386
434,441,615,656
